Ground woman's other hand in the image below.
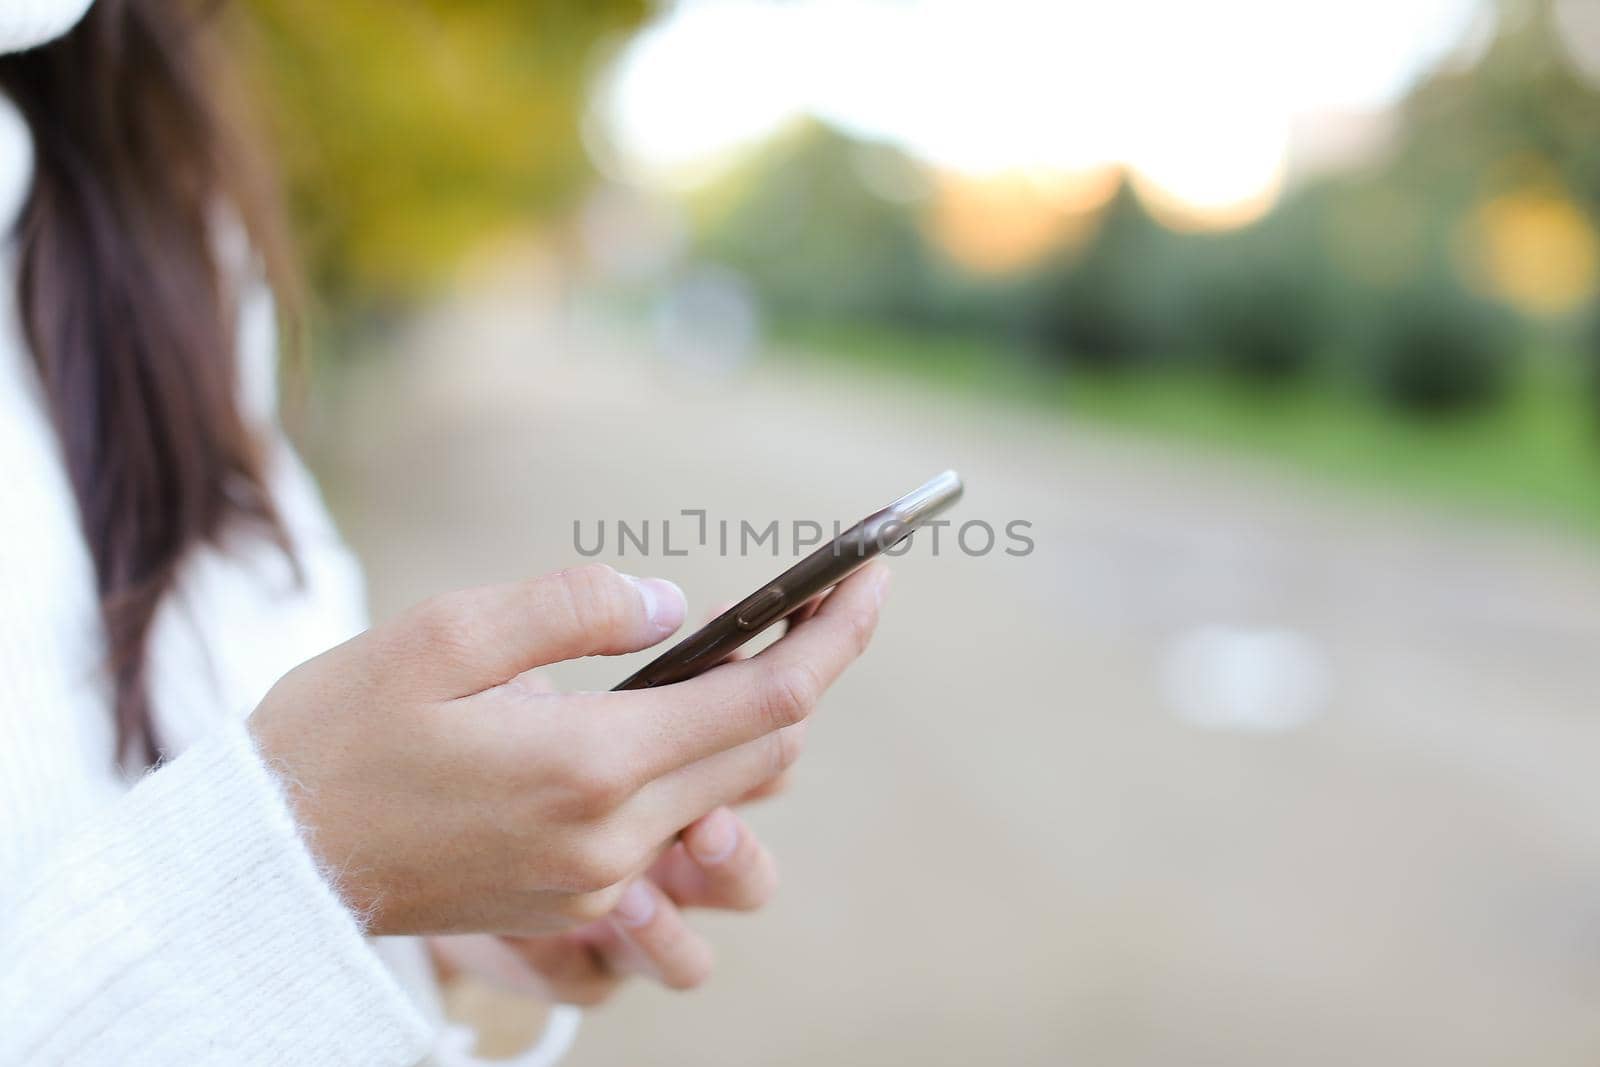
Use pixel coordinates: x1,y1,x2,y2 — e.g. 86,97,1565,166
430,804,779,1003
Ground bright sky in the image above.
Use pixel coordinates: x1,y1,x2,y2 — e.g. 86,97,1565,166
598,0,1488,225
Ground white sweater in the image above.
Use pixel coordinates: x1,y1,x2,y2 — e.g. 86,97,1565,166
0,5,446,1064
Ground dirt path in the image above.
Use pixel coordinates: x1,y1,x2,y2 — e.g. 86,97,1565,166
315,291,1600,1066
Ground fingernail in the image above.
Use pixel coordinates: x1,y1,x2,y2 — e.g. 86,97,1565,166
687,808,740,865
613,881,656,928
627,576,685,635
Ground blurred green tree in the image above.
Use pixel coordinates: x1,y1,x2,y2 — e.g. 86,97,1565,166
1193,265,1323,384
239,0,646,309
1184,205,1338,385
675,0,1600,430
1398,0,1600,218
1021,181,1193,372
1368,282,1513,415
695,121,937,326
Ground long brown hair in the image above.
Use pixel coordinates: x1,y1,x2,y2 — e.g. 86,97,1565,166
0,0,296,768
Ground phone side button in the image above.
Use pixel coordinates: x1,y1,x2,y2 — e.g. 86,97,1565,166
734,588,787,631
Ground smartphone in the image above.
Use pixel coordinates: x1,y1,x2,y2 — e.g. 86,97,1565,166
613,470,964,690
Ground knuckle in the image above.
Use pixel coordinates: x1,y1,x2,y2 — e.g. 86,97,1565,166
780,721,808,762
404,591,482,663
760,661,820,730
741,769,792,803
555,745,632,817
554,564,632,641
767,723,805,778
590,761,634,810
556,735,636,819
846,604,877,655
563,838,632,895
559,885,624,925
418,591,470,637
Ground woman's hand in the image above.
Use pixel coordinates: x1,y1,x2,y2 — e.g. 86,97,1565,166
430,803,779,1002
429,612,792,1002
248,561,888,937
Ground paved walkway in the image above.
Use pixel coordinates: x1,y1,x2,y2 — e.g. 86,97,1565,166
315,291,1600,1065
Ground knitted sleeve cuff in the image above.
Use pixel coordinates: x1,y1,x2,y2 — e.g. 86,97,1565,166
1,719,434,1067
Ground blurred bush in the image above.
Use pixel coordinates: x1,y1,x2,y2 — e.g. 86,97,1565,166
679,0,1600,436
695,123,937,327
1188,225,1327,385
231,0,1600,476
1369,283,1513,415
1022,185,1192,373
238,0,647,309
1194,269,1322,384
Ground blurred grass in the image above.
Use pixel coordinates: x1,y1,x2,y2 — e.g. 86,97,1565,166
775,320,1600,536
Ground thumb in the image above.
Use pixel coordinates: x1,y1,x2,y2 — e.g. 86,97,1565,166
382,564,685,700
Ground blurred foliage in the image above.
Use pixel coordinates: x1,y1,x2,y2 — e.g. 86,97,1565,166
690,0,1600,434
1369,284,1513,414
1021,185,1193,372
1192,259,1325,385
237,0,647,308
695,123,938,326
1397,2,1600,217
781,319,1600,534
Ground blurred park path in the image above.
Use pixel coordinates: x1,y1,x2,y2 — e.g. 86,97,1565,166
312,284,1600,1066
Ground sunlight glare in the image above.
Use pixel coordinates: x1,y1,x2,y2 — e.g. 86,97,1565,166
598,0,1484,230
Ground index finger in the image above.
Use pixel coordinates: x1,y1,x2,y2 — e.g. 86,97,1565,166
601,561,891,785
